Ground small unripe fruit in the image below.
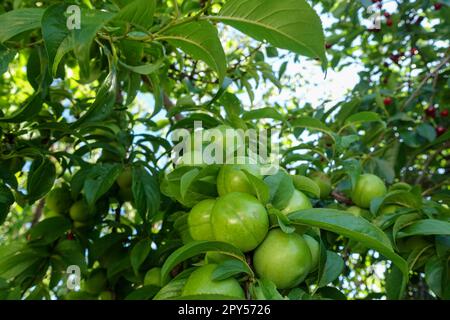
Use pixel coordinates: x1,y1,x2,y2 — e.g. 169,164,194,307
253,229,312,289
188,199,216,241
303,234,320,271
211,192,268,252
84,269,108,295
69,200,89,222
309,172,332,199
45,186,72,215
144,267,162,287
117,167,132,189
281,190,312,215
182,264,245,298
99,291,113,300
351,174,387,209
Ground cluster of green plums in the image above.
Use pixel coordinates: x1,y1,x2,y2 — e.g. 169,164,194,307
174,163,391,298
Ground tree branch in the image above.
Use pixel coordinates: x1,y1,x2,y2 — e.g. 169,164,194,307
332,190,353,205
400,53,450,111
31,199,45,226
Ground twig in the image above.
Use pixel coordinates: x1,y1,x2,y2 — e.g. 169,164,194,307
414,145,444,185
331,190,353,205
31,199,46,226
400,54,450,111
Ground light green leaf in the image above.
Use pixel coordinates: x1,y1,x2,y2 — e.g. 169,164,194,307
130,239,152,275
160,241,245,285
345,111,384,126
84,164,122,209
27,157,56,203
288,208,409,298
0,8,44,43
132,166,160,222
114,0,156,28
292,117,335,140
397,220,450,239
242,107,284,121
215,0,326,69
159,21,226,83
293,175,320,198
318,251,344,287
119,59,163,75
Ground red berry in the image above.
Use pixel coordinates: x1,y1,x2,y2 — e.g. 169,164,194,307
386,18,393,26
384,97,393,106
441,110,449,117
434,3,443,10
436,126,446,136
410,47,418,55
67,232,75,240
325,43,332,49
425,106,436,118
384,12,391,18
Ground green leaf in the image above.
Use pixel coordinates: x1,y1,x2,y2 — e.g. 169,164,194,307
28,216,71,244
292,175,320,198
425,257,449,299
84,163,122,209
160,241,246,285
288,208,409,298
159,21,226,83
0,9,44,43
264,169,294,209
130,239,152,275
250,278,284,300
385,265,404,300
242,170,270,205
212,259,254,280
0,184,14,225
71,70,117,127
397,220,450,238
416,123,436,142
0,45,16,75
132,166,160,222
119,59,163,75
41,4,114,76
114,0,156,28
292,117,335,140
345,111,384,126
0,94,43,123
27,157,56,203
242,107,284,121
125,285,160,300
318,251,344,287
180,169,201,200
154,269,194,300
216,0,326,69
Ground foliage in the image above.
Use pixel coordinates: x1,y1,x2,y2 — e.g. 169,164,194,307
0,0,449,300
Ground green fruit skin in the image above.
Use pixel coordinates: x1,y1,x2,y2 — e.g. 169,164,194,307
211,192,269,252
217,165,254,196
303,234,320,271
281,190,312,215
182,264,245,298
117,167,132,189
84,269,108,295
351,174,387,208
99,291,114,300
65,291,95,300
69,200,90,222
144,267,162,287
253,229,312,289
205,252,234,264
46,186,73,215
118,186,133,202
188,199,216,241
346,206,372,220
309,172,332,199
379,204,401,215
